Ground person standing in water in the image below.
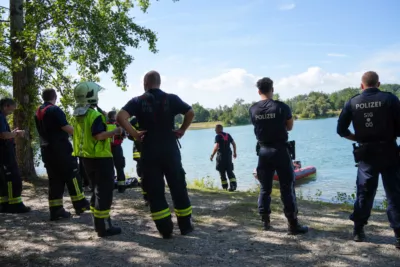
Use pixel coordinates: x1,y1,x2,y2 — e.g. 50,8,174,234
210,124,237,191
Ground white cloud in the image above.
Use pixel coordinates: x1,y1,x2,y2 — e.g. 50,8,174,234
327,53,347,57
192,68,259,92
279,3,296,10
91,46,400,111
275,67,364,99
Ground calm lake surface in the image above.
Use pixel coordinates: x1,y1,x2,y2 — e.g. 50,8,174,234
36,117,389,203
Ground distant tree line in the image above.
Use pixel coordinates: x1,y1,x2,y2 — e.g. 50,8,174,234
175,84,400,126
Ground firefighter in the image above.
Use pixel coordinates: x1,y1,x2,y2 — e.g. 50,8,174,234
34,88,90,220
127,116,148,205
117,70,195,239
210,124,237,191
107,110,127,193
0,98,31,213
72,81,122,237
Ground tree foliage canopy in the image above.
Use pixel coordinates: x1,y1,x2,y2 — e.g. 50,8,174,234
1,0,176,178
184,84,400,125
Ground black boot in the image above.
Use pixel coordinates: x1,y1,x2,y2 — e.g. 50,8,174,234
94,217,122,237
178,216,194,235
0,203,7,213
50,207,71,221
6,203,31,213
155,217,174,239
394,229,400,249
288,219,308,235
353,225,366,242
261,215,271,231
118,185,126,193
74,199,90,215
229,183,237,192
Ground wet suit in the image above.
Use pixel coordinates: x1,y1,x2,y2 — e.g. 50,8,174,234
215,132,237,190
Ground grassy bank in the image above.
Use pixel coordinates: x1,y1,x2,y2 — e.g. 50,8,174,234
1,177,399,266
187,111,341,130
188,121,222,130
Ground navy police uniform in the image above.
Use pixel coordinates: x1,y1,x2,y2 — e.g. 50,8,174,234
0,112,30,213
214,132,237,190
337,88,400,238
35,102,89,219
250,99,307,234
122,88,193,238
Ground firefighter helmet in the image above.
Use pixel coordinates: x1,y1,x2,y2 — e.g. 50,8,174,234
73,82,104,116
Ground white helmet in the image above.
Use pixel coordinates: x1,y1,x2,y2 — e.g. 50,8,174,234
73,82,104,116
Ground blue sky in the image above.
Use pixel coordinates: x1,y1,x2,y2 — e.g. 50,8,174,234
2,0,400,110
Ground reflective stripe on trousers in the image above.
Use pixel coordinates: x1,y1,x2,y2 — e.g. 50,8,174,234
70,177,85,202
151,208,171,221
174,206,192,217
90,206,111,219
8,181,22,204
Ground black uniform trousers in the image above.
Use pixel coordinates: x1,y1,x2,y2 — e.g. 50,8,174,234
111,144,126,186
0,151,24,209
257,144,298,222
41,145,87,212
82,158,115,220
350,148,400,230
79,157,90,188
141,142,192,235
216,152,236,189
134,156,147,201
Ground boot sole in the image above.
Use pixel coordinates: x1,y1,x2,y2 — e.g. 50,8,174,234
97,230,122,237
181,227,194,236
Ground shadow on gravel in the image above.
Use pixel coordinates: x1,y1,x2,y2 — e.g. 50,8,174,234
0,181,400,267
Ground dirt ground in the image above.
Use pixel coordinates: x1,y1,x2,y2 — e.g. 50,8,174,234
1,179,400,267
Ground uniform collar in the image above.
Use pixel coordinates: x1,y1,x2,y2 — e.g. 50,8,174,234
362,87,380,94
148,88,161,93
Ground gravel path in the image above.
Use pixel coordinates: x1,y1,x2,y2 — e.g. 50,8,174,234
1,180,400,267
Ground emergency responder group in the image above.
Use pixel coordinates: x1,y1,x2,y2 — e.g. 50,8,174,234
2,70,400,248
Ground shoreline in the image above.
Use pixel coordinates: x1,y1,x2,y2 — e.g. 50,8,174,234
1,177,398,266
187,114,340,130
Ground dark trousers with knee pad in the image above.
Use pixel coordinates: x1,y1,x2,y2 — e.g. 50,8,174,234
82,158,115,221
216,153,236,189
111,145,126,186
257,144,298,222
142,145,192,235
41,146,87,212
350,160,400,230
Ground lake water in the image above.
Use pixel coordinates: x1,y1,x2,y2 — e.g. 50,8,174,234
36,117,389,203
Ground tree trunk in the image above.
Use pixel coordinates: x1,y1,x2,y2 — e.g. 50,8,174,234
10,0,37,180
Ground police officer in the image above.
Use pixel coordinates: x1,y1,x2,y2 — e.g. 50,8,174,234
72,82,122,237
107,110,127,193
127,116,148,205
0,98,31,213
117,70,195,239
249,77,308,235
210,124,237,191
34,88,90,220
337,71,400,248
